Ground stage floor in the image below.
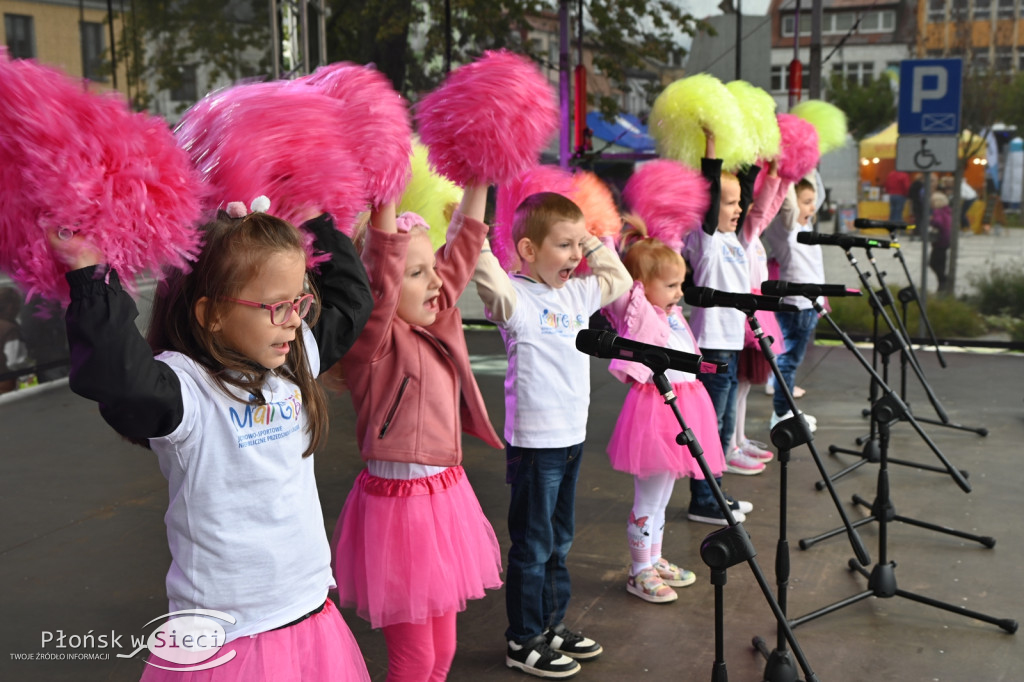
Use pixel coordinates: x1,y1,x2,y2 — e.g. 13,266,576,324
2,331,1021,681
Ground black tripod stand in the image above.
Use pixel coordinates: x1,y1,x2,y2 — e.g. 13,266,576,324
789,302,1016,634
822,243,972,486
648,364,821,681
737,304,870,682
786,393,1011,630
883,229,988,437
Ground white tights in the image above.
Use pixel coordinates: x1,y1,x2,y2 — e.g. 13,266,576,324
627,472,676,575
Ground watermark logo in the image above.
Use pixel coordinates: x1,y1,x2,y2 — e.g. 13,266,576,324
118,609,236,672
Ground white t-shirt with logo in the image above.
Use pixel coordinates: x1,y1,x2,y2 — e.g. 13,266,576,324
683,229,750,350
150,325,333,641
500,275,602,448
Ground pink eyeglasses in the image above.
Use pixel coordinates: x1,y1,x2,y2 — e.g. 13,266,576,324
225,294,315,326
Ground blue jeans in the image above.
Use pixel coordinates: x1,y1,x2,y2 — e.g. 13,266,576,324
505,443,583,643
773,308,818,416
889,194,907,223
689,476,726,512
696,349,739,453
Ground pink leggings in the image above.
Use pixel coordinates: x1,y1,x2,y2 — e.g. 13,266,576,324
382,612,457,682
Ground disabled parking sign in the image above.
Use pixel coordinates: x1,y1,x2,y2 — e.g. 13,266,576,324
898,59,962,135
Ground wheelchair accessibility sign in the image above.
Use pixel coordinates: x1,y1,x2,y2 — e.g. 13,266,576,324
896,135,958,172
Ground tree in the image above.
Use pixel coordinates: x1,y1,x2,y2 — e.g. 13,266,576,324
824,72,895,140
115,0,271,112
325,0,705,115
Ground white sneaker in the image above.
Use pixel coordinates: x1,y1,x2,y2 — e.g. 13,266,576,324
739,438,774,462
770,410,817,432
725,447,766,475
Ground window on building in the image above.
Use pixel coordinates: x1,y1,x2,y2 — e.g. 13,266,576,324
4,14,35,59
998,0,1016,18
780,13,811,37
995,47,1013,72
80,22,106,82
928,0,947,21
951,0,970,18
971,48,991,73
771,62,808,92
833,13,855,32
831,61,876,86
973,0,992,20
170,65,198,102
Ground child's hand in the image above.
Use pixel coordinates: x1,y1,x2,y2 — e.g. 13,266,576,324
47,228,104,271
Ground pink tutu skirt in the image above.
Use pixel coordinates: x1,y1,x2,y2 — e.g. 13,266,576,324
139,599,369,682
333,465,502,629
607,381,726,479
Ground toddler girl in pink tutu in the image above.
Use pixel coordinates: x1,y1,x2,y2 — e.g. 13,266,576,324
602,220,749,603
331,187,504,681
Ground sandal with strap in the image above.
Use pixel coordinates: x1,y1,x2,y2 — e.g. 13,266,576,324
626,567,678,603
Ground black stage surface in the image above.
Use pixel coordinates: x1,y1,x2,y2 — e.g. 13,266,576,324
2,331,1021,681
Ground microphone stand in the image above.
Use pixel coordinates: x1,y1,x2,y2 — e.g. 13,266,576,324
789,300,1017,635
644,352,819,682
883,230,988,437
821,245,971,488
738,308,870,682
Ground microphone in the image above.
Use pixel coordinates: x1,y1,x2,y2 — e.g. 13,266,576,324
761,280,862,299
796,231,896,250
854,218,908,231
575,329,724,374
683,287,799,312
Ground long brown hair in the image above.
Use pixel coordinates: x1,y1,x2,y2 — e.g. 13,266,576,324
147,212,328,458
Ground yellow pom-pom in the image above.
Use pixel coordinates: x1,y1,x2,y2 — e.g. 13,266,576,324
398,139,464,251
791,100,848,155
725,81,780,167
649,74,751,170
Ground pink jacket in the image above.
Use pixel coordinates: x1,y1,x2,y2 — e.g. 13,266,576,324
601,281,700,385
341,212,502,466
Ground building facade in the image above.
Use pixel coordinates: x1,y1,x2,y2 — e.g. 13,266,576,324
2,0,127,94
768,0,917,111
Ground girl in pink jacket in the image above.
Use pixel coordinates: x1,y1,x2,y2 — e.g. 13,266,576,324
602,221,750,604
332,187,503,681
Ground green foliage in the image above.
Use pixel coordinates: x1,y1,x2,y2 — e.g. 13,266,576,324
115,0,271,112
820,286,986,339
326,0,705,116
823,72,895,141
968,262,1024,317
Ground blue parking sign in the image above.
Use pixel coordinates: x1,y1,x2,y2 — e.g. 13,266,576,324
898,59,962,135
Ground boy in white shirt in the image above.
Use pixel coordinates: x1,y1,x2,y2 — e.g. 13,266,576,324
474,191,631,680
763,177,823,427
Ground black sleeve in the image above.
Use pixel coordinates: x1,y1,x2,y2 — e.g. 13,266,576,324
701,157,724,236
735,164,761,235
65,267,183,440
302,214,374,373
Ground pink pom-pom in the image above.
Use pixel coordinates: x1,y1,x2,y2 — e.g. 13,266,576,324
622,160,710,252
775,114,820,183
225,202,248,218
176,81,366,233
415,51,558,186
297,62,412,204
492,165,575,272
0,53,203,303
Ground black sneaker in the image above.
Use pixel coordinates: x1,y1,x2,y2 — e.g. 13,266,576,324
506,634,581,679
687,501,745,526
544,623,603,661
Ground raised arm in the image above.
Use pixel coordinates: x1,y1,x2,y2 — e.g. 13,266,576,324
743,162,787,243
303,213,374,373
50,234,183,441
700,132,724,236
473,239,517,324
584,234,632,306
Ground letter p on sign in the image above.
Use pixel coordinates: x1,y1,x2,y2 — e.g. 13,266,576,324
912,66,947,113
